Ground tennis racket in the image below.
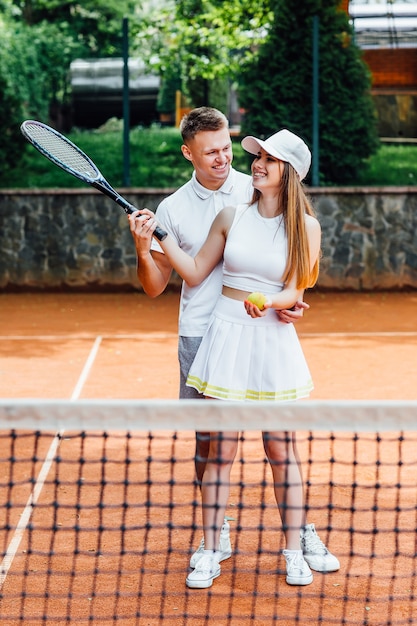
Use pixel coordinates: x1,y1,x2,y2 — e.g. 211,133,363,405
20,120,167,241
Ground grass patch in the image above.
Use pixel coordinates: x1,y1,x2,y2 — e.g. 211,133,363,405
354,143,417,186
1,126,416,188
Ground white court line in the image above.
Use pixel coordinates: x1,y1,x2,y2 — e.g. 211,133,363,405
0,336,103,588
70,336,102,401
300,331,417,338
0,332,176,341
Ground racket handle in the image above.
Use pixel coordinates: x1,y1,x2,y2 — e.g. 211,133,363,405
153,225,168,241
114,195,168,241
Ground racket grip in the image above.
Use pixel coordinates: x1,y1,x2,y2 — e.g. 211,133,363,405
117,198,168,240
154,225,168,241
129,211,167,241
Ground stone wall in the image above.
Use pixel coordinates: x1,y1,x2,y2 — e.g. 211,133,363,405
315,188,417,290
0,187,416,291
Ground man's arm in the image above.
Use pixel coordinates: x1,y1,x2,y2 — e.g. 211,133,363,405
276,300,310,324
129,211,173,297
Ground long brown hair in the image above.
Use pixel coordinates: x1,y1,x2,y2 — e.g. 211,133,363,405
250,163,320,289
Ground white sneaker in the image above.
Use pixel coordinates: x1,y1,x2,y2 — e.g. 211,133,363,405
186,554,221,589
300,523,340,572
189,520,232,568
283,549,313,586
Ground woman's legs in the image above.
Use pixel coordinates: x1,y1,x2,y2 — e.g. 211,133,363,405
201,431,239,551
263,431,313,585
186,431,238,588
262,431,305,550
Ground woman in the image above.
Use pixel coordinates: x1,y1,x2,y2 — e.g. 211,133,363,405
134,129,322,589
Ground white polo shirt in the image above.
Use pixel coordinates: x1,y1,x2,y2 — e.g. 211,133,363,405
151,167,253,337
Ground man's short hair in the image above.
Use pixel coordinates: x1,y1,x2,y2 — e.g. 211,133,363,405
180,107,229,143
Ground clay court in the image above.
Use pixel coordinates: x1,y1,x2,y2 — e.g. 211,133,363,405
0,289,417,625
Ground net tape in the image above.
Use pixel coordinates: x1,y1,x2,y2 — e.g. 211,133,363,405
1,398,417,431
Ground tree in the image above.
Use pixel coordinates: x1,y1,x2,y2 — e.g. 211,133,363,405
238,0,379,185
3,0,139,125
13,0,137,56
0,17,52,174
133,0,272,109
0,0,138,171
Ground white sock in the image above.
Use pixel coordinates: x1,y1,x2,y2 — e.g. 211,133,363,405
203,549,222,563
213,550,222,563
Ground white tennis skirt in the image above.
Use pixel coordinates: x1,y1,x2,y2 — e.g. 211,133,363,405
186,295,313,402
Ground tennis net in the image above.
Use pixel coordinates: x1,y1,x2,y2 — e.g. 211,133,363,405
0,398,416,626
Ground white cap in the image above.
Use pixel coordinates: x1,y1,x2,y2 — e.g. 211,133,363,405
241,129,311,181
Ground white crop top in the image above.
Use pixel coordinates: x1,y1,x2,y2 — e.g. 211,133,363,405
222,203,287,294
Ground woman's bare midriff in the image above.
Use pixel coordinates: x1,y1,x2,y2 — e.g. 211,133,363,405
222,285,250,301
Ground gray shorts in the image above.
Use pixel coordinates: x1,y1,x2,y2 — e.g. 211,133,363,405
178,335,204,400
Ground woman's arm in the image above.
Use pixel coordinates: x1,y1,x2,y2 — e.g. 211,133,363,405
264,281,304,312
138,206,235,287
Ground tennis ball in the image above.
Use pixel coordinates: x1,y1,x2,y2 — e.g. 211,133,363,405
247,292,268,310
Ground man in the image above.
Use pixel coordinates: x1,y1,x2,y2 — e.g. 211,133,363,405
129,107,339,576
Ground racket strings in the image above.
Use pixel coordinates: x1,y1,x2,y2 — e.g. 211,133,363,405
23,122,98,180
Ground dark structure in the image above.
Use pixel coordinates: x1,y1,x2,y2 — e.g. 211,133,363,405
348,1,417,139
70,58,160,128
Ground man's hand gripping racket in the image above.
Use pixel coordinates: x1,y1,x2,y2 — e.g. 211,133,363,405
20,120,167,241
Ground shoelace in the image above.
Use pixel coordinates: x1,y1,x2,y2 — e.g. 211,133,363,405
194,555,215,574
285,551,305,572
303,531,327,554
